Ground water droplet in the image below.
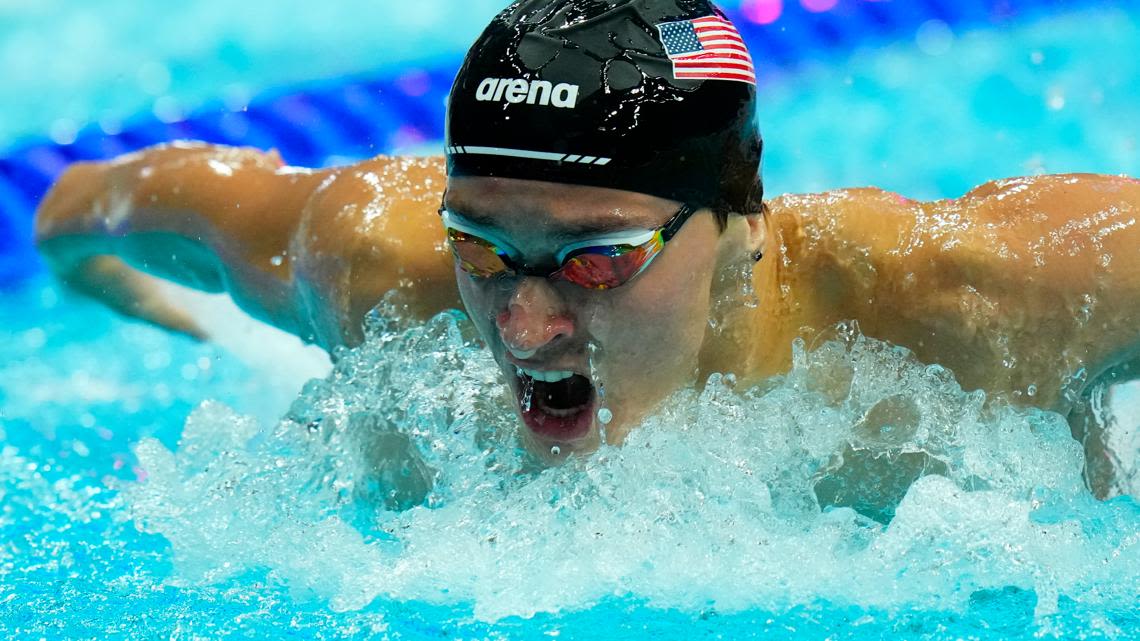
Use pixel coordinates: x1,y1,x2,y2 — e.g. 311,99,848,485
270,255,284,267
587,342,605,402
1027,384,1037,397
550,445,561,456
521,377,534,412
586,343,612,438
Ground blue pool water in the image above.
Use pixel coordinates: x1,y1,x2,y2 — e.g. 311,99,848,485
0,0,513,151
3,2,1140,640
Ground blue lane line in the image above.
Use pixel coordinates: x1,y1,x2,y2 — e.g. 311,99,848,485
0,0,1132,286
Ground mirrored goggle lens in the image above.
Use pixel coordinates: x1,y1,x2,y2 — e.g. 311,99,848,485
554,239,663,290
446,229,512,278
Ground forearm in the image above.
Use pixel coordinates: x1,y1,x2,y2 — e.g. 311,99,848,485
35,142,326,338
46,254,211,340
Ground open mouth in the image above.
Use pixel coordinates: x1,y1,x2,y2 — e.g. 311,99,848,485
513,368,596,441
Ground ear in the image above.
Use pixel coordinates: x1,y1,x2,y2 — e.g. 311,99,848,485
712,209,765,277
741,207,768,260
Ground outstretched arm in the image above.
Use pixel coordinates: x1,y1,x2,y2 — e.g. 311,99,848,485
769,173,1140,410
761,174,1140,498
34,142,459,350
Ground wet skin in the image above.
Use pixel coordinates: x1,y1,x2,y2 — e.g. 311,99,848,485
34,143,1140,481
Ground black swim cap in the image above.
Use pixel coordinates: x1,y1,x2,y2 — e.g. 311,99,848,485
445,0,763,215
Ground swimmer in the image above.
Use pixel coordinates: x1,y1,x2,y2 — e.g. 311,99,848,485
34,0,1140,490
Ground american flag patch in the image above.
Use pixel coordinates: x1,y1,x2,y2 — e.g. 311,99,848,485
657,15,756,85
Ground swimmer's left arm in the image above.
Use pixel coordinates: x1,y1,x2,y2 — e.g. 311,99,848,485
963,174,1140,406
778,173,1140,410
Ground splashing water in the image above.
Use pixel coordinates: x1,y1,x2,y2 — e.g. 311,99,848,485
587,341,612,438
520,376,534,413
117,309,1140,630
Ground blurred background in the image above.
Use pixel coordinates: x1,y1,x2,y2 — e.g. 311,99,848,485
1,0,1138,288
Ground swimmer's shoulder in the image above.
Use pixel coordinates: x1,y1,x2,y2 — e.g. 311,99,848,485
289,154,456,344
764,186,919,269
766,173,1140,261
960,172,1140,201
301,155,446,224
756,175,1140,408
295,154,448,285
954,173,1140,292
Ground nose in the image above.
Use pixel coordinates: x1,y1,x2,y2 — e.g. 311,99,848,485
495,277,575,355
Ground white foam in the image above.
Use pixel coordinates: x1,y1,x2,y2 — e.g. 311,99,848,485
123,313,1140,622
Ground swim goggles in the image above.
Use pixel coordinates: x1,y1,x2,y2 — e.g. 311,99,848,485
438,203,699,290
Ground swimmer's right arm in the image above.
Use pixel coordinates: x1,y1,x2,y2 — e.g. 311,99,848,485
35,142,459,350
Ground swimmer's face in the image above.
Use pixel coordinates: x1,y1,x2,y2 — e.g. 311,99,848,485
443,177,761,461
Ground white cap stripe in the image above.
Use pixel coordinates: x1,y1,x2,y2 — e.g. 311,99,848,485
450,146,611,165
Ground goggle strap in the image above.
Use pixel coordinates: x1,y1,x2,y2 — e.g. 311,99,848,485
659,203,700,243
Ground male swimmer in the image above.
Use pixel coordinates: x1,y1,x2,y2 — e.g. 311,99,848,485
34,0,1140,490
